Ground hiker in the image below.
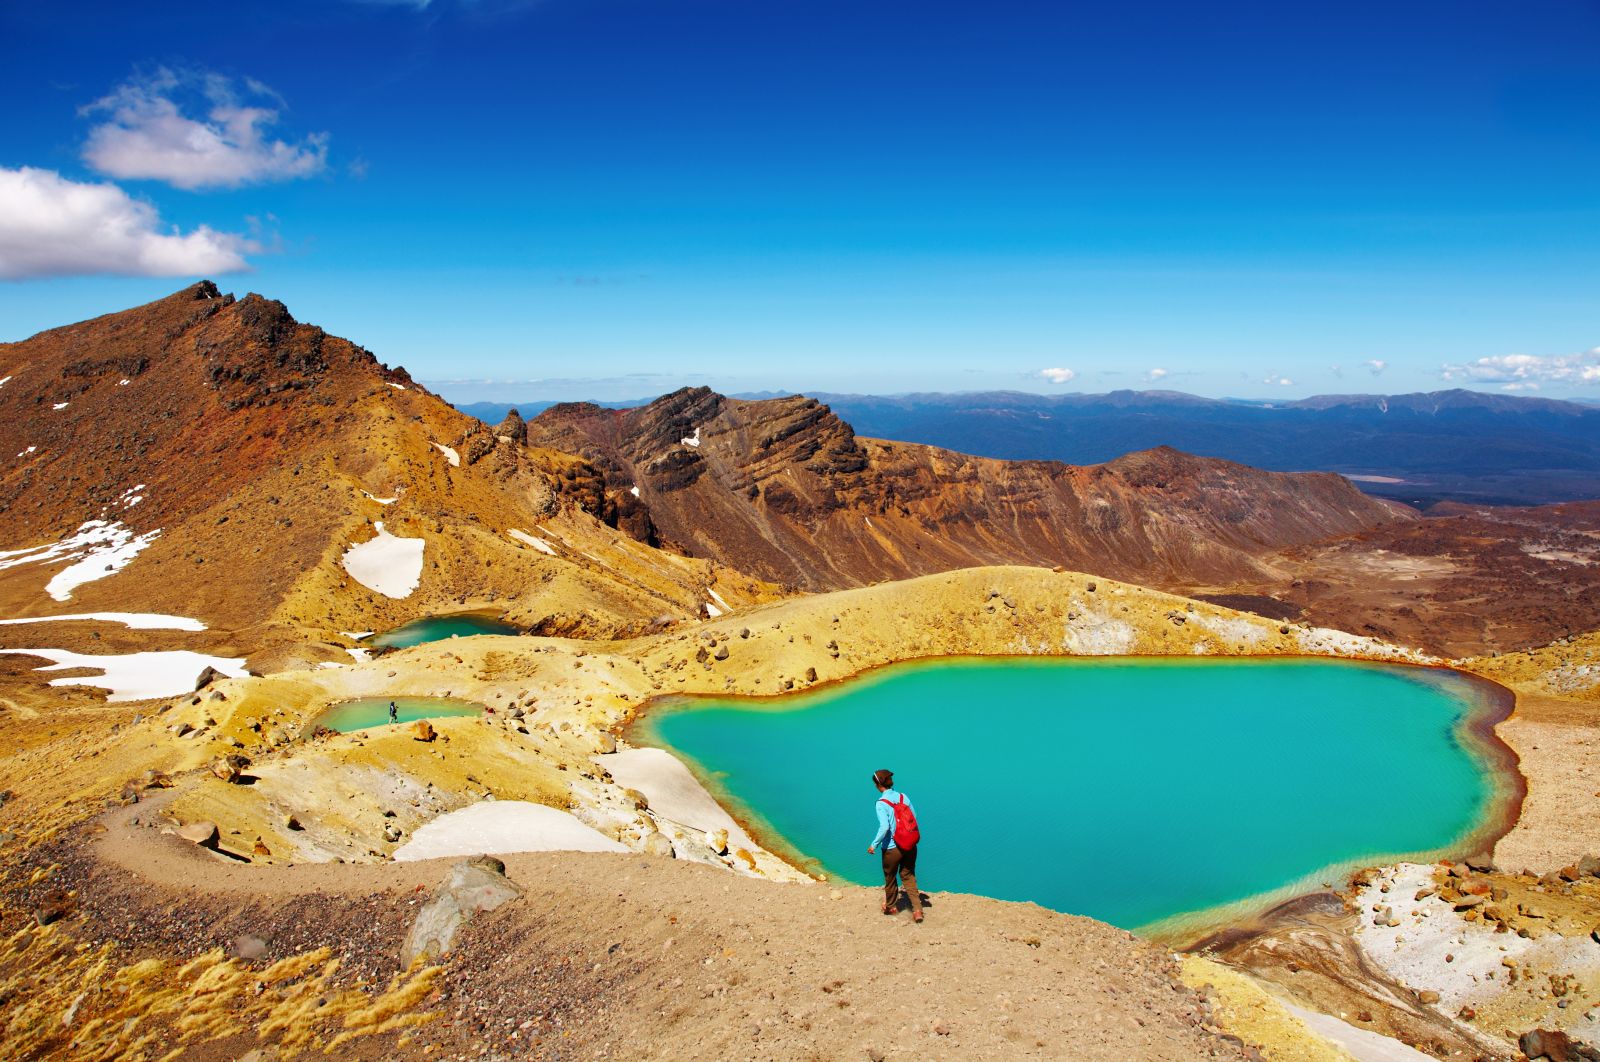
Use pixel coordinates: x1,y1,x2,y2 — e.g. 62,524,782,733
388,701,398,724
866,768,923,923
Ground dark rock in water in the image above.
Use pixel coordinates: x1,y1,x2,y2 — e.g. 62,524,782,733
194,666,222,691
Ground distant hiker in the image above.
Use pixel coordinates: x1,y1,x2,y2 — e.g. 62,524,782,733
867,768,923,923
388,701,398,724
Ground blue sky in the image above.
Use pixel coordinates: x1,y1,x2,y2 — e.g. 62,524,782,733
2,0,1598,402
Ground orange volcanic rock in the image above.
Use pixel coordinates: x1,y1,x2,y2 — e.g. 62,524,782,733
527,387,1414,590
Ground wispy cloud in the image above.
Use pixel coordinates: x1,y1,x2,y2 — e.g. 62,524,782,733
1440,349,1600,386
1263,374,1294,387
1364,358,1387,376
1037,367,1076,384
0,166,256,280
1145,367,1169,383
81,68,328,190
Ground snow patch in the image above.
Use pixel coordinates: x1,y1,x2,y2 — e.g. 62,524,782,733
341,631,374,639
346,647,372,663
0,612,204,631
0,648,246,702
393,801,629,861
387,382,406,390
629,485,640,498
432,443,460,466
704,601,723,618
52,402,68,410
0,520,162,601
362,490,398,505
708,588,731,612
341,521,425,599
16,446,35,458
680,426,700,448
0,376,11,388
507,528,557,555
118,378,130,386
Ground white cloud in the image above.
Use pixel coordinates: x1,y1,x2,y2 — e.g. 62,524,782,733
1502,382,1541,392
1037,367,1076,385
0,166,255,280
1146,367,1169,382
81,68,327,190
1263,374,1294,387
1364,359,1387,376
1440,349,1600,386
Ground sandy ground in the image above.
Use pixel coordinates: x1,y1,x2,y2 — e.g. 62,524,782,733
3,803,1257,1061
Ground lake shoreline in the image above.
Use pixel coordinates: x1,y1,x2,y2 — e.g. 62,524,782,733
624,652,1529,945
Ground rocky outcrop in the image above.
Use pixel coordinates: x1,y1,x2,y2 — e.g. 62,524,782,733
528,387,1412,591
401,856,522,965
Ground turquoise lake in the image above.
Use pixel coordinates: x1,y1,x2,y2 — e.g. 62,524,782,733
366,612,521,649
636,657,1515,933
316,696,483,732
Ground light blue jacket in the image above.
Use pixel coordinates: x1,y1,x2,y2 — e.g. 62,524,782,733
871,788,915,851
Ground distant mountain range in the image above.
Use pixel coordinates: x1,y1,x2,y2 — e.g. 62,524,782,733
464,389,1600,506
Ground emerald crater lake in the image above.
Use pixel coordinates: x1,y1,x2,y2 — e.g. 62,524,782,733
635,657,1519,933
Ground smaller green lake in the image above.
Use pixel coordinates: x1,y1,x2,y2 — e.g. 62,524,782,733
635,657,1517,934
366,613,521,649
316,696,483,732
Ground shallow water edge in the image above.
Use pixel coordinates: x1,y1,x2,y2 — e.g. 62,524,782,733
623,653,1527,945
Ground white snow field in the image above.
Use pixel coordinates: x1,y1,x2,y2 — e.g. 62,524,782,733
0,612,205,631
340,521,425,598
0,648,247,701
0,519,161,601
393,801,629,862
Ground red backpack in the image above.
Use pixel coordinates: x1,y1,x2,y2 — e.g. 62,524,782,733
880,794,920,850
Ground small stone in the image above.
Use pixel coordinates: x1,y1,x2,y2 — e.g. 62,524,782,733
597,732,618,754
285,814,303,831
383,823,403,843
829,889,843,901
230,934,269,960
1418,989,1440,1004
804,667,818,683
32,889,72,926
411,720,437,742
706,828,729,855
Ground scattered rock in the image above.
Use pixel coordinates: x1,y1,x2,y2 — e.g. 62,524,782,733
383,823,403,843
714,645,729,660
193,666,223,690
1577,854,1600,877
411,720,437,742
623,788,649,810
210,754,249,783
597,733,618,754
706,828,729,855
1418,989,1441,1005
804,667,818,683
284,814,303,831
641,831,675,858
252,838,271,858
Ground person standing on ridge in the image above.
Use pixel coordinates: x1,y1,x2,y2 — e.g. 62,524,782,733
388,701,399,725
867,768,923,923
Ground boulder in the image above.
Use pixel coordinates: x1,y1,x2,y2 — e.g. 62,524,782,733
714,645,729,661
597,732,618,755
1519,1029,1599,1062
401,859,523,966
641,831,675,858
411,720,437,742
210,754,249,783
33,889,72,927
706,827,729,855
193,666,222,691
383,823,403,843
804,667,818,683
1578,854,1600,878
177,821,219,847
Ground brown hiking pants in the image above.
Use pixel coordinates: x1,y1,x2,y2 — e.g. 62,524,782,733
882,844,921,914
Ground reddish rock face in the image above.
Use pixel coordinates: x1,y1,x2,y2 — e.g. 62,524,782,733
528,386,1412,591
